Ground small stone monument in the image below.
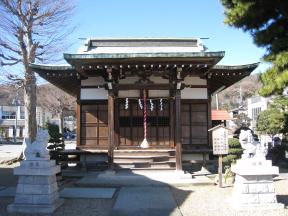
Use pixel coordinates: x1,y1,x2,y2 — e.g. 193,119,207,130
230,129,284,210
7,129,64,214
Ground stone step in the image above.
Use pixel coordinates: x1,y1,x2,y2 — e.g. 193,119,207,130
115,161,175,169
114,156,176,163
114,150,175,157
76,170,214,187
114,149,176,170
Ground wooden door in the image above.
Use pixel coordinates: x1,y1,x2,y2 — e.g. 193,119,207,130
81,103,108,148
181,101,208,150
118,99,171,148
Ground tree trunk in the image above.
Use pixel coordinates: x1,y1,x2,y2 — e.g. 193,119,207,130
24,70,37,143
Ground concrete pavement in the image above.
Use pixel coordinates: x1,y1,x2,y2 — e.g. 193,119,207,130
111,186,182,216
0,144,22,164
76,170,214,187
0,141,76,164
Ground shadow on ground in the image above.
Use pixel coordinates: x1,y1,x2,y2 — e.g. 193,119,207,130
277,195,288,205
0,166,194,216
0,167,18,187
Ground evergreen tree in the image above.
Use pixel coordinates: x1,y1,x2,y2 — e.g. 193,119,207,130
256,109,288,136
221,0,288,96
256,96,288,136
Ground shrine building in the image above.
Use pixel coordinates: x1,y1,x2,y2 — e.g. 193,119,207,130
30,38,258,171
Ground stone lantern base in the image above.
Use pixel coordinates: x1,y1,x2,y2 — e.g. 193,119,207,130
7,159,64,214
230,158,284,210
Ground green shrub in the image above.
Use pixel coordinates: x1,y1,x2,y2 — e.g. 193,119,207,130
228,138,241,147
44,123,66,164
45,123,63,145
223,138,243,167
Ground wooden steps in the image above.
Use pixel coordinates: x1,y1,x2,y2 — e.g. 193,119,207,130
113,149,176,170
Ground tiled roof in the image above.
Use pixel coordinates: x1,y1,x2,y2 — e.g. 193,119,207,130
211,110,232,120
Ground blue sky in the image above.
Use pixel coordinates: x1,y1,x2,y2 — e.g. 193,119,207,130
65,0,267,73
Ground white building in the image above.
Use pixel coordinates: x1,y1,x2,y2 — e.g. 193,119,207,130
247,96,270,131
247,95,274,146
0,106,59,140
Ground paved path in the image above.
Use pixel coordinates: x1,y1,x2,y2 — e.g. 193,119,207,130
111,186,182,216
0,141,76,164
0,187,116,199
0,144,22,164
77,170,214,187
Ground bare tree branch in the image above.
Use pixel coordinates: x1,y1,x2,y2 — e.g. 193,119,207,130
0,0,75,142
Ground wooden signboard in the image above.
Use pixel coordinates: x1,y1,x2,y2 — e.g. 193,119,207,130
208,125,229,188
210,126,229,155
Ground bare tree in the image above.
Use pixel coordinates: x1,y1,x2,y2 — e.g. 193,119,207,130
0,0,74,142
37,84,76,138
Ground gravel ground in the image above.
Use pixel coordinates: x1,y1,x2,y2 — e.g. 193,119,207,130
0,162,287,216
0,163,115,216
171,177,288,216
0,198,114,216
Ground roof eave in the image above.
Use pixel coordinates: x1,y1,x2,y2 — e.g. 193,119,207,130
208,62,259,94
29,63,75,71
63,51,225,65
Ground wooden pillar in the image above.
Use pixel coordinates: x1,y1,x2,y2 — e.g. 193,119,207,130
114,97,120,149
169,99,175,148
76,100,81,147
207,82,212,147
108,92,115,168
175,90,182,170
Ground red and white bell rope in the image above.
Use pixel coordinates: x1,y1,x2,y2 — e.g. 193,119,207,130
140,90,149,148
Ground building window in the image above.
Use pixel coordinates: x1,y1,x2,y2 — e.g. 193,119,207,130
252,107,261,120
2,111,16,119
20,112,25,119
251,96,261,104
20,106,25,119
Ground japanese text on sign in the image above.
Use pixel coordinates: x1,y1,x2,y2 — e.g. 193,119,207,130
212,127,229,155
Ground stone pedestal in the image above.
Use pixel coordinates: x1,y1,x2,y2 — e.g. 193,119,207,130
231,158,284,210
7,159,64,214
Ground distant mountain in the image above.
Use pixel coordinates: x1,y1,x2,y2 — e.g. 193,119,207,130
0,84,23,105
211,74,262,110
0,83,76,109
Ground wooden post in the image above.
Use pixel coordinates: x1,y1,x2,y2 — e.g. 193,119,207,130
108,92,115,168
114,97,120,149
76,100,81,147
218,154,223,188
175,90,182,170
169,99,175,148
208,125,228,188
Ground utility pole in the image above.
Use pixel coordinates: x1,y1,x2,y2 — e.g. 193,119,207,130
13,84,22,143
239,85,243,107
216,93,219,110
13,92,19,143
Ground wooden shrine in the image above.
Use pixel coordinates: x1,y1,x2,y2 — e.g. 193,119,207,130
30,38,258,170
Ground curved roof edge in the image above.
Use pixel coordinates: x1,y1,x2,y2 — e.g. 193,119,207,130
208,62,259,94
212,62,259,70
30,63,74,71
63,51,225,60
